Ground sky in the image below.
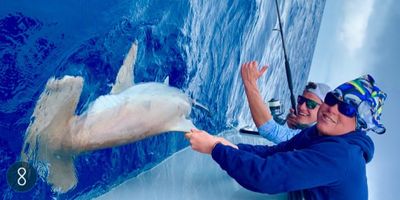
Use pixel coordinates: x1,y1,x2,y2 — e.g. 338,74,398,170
309,0,400,199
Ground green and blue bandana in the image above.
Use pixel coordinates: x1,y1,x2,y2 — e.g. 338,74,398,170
333,74,387,134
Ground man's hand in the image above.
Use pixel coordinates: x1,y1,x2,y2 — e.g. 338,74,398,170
240,61,268,87
185,129,237,154
286,108,298,129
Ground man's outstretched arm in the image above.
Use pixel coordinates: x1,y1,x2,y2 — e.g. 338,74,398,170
241,61,271,127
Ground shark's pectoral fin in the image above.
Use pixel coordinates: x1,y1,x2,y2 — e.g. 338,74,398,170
111,42,138,94
191,99,210,114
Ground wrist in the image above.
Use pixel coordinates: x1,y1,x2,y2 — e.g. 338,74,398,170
211,137,222,152
243,80,257,89
244,83,261,97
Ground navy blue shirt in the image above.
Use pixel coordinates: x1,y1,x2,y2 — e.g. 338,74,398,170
211,126,374,200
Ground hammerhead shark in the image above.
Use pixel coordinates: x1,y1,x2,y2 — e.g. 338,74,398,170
20,42,197,193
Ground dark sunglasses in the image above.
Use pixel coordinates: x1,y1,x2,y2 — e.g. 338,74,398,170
297,95,320,110
324,92,357,117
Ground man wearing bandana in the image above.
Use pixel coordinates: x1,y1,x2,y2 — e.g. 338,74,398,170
186,74,387,199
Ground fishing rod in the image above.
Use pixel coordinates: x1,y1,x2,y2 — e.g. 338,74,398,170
274,0,297,114
240,0,297,135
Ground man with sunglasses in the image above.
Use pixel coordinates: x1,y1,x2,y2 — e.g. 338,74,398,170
240,61,330,144
186,74,386,199
287,82,330,129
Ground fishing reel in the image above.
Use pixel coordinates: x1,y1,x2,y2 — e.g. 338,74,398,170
268,98,287,125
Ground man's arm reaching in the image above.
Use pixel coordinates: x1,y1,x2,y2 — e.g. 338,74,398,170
241,61,271,127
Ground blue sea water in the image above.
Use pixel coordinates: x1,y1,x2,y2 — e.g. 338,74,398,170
0,0,325,199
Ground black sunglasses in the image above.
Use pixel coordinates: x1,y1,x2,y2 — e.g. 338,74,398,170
324,92,357,117
297,95,320,110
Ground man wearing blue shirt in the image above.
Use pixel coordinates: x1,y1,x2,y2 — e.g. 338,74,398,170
241,61,331,143
186,74,386,199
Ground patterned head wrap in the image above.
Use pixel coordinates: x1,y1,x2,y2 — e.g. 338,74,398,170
333,74,387,134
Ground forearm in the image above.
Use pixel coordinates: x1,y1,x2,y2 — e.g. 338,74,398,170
243,81,272,127
210,143,301,194
258,120,301,144
211,142,342,194
237,143,275,157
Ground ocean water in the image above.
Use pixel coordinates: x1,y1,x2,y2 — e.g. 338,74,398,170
0,0,325,199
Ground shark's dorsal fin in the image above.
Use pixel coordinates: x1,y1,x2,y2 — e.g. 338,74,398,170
110,42,138,94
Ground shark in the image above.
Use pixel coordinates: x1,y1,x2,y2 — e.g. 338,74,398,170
20,42,197,193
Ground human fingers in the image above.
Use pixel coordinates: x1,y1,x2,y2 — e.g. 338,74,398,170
190,128,199,132
257,65,268,79
241,62,251,72
288,108,297,117
259,65,268,74
286,116,298,129
287,113,297,120
250,61,258,72
241,62,250,78
185,132,193,139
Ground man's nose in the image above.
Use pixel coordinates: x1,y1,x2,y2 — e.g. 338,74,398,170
326,103,339,114
298,101,307,111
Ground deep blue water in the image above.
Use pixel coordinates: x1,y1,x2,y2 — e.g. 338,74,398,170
0,0,325,199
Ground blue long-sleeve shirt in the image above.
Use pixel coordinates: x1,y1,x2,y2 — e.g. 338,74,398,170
258,119,301,144
211,126,374,200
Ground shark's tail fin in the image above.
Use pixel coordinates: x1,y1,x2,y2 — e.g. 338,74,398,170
21,75,83,193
